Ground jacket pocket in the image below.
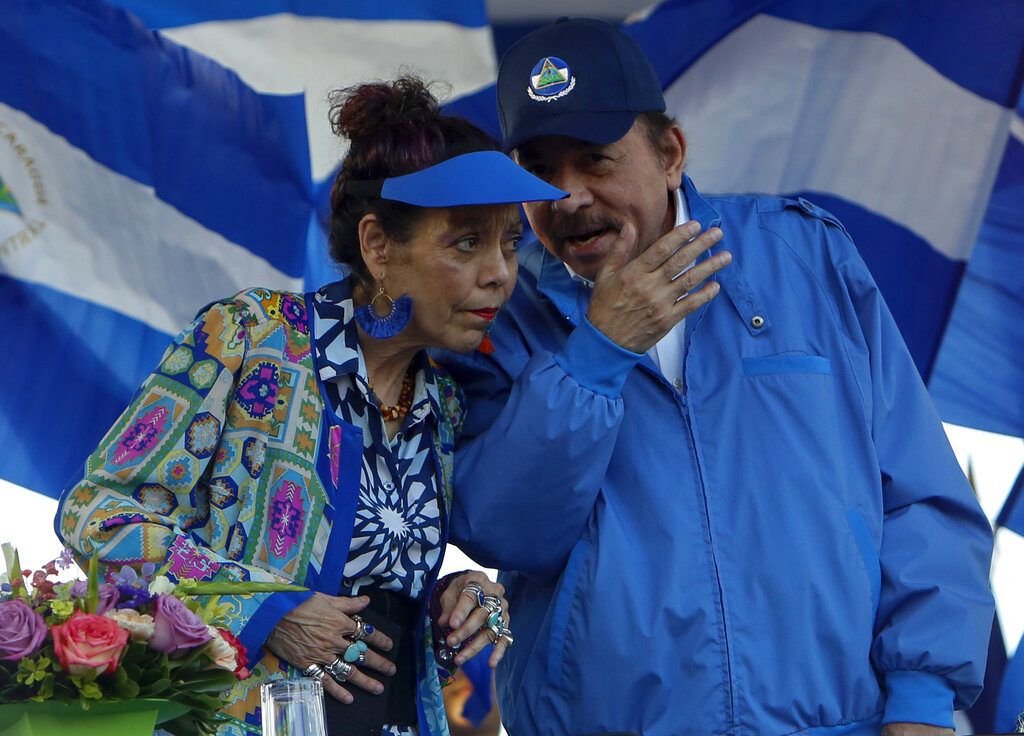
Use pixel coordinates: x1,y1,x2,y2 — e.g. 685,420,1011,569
547,537,591,686
742,354,831,376
845,509,881,615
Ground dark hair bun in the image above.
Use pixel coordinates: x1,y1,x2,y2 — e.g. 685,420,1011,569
329,76,440,143
324,75,500,285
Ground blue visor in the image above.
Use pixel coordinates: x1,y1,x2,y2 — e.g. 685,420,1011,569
342,150,567,207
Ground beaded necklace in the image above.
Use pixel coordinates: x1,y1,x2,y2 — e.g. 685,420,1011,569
370,365,415,422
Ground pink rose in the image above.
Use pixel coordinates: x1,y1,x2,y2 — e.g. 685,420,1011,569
149,594,211,657
0,600,47,660
51,611,129,678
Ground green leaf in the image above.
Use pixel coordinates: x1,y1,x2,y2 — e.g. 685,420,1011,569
2,544,28,602
85,555,100,614
138,677,171,696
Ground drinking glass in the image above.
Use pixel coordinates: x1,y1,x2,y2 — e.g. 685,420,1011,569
261,677,327,736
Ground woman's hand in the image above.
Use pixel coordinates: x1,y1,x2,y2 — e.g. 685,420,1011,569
435,570,511,668
265,593,394,704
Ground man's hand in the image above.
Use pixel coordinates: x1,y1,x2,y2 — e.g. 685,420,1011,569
881,723,954,736
586,221,730,353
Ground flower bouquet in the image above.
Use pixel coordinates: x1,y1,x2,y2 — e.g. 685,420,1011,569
0,544,303,735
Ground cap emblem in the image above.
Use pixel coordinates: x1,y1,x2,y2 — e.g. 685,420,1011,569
527,56,575,102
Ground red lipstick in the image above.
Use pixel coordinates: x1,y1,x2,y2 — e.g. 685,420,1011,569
470,307,498,321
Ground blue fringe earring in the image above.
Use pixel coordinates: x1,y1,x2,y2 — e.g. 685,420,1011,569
355,277,412,339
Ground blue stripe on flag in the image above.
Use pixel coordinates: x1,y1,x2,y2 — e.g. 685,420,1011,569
930,133,1024,437
767,0,1024,107
0,275,173,498
996,467,1024,537
627,1,1024,107
443,86,501,143
997,633,1024,733
621,0,1024,429
106,0,489,29
789,192,965,379
0,0,312,277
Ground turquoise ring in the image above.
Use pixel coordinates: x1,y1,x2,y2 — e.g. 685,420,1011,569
343,640,368,664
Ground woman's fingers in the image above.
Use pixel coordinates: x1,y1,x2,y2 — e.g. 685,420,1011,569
339,664,384,695
489,637,510,668
322,675,354,705
355,648,395,677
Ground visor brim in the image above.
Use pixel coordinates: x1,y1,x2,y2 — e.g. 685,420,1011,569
380,150,567,207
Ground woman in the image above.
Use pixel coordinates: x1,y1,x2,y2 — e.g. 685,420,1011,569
55,76,565,736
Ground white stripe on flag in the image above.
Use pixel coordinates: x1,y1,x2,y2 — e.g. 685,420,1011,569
0,103,302,335
161,15,498,181
665,14,1009,261
1011,113,1024,146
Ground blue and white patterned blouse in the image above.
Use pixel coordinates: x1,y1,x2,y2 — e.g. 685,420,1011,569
311,283,444,602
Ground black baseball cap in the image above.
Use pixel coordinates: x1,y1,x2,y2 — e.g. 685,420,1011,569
497,17,666,150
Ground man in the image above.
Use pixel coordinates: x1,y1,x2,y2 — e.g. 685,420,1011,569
441,18,993,736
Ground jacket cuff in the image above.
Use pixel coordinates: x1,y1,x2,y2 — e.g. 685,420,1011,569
555,316,643,397
237,589,315,668
882,670,955,729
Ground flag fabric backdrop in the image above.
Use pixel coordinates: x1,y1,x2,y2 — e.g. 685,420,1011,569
0,0,494,497
2,0,1023,489
622,1,1024,430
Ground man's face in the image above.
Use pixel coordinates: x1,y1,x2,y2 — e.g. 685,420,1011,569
517,121,682,281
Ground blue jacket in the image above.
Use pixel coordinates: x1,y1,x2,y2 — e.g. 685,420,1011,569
440,177,994,736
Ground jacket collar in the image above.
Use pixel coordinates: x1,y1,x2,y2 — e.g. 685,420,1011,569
533,175,771,337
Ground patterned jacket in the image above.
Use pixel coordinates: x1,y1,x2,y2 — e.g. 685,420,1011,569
56,282,464,736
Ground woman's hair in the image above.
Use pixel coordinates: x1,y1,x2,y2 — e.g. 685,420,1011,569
327,76,501,285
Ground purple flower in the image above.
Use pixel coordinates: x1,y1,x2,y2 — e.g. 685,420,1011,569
111,565,139,587
115,584,153,610
57,549,75,570
140,562,156,579
0,600,47,660
67,581,121,613
96,584,120,614
149,594,211,657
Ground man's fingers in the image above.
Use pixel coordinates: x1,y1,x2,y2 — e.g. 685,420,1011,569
636,221,701,272
660,226,723,279
671,280,721,316
595,222,637,280
671,250,732,298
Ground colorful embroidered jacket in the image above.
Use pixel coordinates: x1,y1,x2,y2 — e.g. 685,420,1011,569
55,281,463,736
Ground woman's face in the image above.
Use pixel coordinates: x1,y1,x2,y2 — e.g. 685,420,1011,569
383,204,522,354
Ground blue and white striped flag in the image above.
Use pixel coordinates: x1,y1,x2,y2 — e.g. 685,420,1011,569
622,1,1023,412
0,0,495,498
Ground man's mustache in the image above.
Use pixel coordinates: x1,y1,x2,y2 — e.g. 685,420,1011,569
551,215,623,240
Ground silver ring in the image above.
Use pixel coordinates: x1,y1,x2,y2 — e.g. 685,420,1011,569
302,663,326,680
460,581,484,602
349,614,374,642
487,617,513,647
325,658,353,683
479,594,502,614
